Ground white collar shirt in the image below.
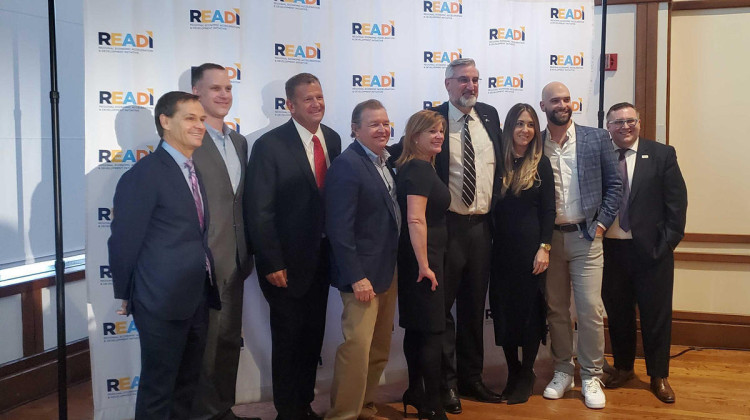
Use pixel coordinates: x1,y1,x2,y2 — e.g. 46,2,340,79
543,122,585,225
293,118,330,182
606,138,639,239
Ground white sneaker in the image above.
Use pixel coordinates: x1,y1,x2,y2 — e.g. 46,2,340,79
582,377,606,409
543,371,574,399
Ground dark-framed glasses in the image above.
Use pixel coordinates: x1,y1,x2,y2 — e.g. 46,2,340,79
447,76,481,85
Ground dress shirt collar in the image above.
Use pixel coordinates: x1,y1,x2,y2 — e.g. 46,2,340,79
544,121,576,145
204,122,231,139
292,117,323,144
161,140,190,166
357,139,390,165
612,138,639,154
448,101,478,124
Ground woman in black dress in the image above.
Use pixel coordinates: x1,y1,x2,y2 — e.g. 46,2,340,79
396,110,451,420
489,103,555,404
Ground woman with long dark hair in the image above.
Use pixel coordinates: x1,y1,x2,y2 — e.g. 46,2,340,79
489,103,555,404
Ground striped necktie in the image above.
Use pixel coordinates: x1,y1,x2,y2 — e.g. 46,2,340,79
461,114,476,207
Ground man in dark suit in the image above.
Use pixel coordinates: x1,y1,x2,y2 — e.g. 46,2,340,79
109,91,219,419
540,82,622,410
428,58,504,413
602,102,687,403
189,63,257,420
324,100,400,420
245,73,341,420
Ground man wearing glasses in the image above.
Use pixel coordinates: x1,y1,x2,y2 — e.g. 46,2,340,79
540,82,621,409
601,102,687,403
427,58,504,413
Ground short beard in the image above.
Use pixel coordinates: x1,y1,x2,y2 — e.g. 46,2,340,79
546,109,571,126
458,95,477,108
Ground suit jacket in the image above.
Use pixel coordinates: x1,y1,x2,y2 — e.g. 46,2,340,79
388,101,504,209
193,130,253,292
109,144,218,320
570,124,623,240
245,119,342,298
624,138,687,262
325,141,400,294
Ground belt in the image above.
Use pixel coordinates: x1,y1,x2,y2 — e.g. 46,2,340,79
554,222,585,233
447,211,488,222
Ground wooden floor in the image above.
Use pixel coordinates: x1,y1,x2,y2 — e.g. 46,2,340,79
3,346,749,419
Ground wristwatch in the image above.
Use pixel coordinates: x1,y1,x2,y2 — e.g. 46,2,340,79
539,243,551,251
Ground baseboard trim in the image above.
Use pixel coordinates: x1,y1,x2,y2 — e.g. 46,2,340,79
604,310,750,356
0,339,90,414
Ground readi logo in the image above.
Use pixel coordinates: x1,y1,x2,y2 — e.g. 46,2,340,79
422,100,444,110
106,375,139,399
97,144,156,170
274,0,321,11
550,6,585,25
98,88,155,112
423,1,463,19
550,52,584,71
352,21,395,42
352,73,396,93
489,26,526,46
97,207,113,229
487,74,524,94
274,97,290,117
99,265,112,286
274,42,321,64
97,30,154,54
423,49,462,69
189,9,240,30
102,319,139,343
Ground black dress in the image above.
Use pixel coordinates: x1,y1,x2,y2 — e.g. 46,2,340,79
489,154,555,346
396,159,451,332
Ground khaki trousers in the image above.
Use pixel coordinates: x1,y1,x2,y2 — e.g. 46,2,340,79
326,275,398,420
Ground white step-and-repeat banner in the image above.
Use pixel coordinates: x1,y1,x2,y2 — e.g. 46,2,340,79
84,1,595,418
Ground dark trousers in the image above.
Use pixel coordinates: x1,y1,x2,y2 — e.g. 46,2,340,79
263,270,329,419
602,238,674,378
190,273,246,420
404,330,443,413
132,292,209,420
442,212,492,389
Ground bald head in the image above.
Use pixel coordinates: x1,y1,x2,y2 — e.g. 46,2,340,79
540,81,573,127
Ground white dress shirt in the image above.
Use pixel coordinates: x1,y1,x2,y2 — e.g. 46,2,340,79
544,123,586,225
447,102,495,215
293,118,330,182
606,138,639,240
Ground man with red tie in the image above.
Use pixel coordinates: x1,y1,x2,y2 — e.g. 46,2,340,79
245,73,342,420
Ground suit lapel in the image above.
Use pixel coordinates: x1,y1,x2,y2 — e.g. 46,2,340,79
229,130,247,192
628,138,650,203
282,119,319,192
575,124,588,180
155,146,203,233
353,142,398,224
199,131,235,196
434,102,451,183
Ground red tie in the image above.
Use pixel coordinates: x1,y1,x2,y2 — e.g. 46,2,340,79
312,135,326,189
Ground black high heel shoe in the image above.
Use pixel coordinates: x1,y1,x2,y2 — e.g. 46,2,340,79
402,389,423,417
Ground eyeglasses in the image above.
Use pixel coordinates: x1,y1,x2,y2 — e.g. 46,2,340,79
447,76,481,85
607,118,639,128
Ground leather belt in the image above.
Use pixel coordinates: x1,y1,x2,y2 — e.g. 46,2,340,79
554,222,585,233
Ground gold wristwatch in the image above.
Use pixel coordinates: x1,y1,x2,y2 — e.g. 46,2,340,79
539,243,551,251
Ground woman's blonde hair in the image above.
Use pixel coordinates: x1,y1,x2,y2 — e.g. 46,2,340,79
395,110,446,168
501,103,543,197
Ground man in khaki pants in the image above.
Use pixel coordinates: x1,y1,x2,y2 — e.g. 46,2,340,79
324,100,401,420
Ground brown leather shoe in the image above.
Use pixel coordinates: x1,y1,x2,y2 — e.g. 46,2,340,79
603,368,634,388
650,377,675,403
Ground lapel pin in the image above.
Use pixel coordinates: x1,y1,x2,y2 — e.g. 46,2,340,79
641,155,649,159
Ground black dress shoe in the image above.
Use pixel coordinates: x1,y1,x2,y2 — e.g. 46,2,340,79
442,388,462,414
507,370,535,405
603,368,634,389
458,381,502,403
403,388,424,416
650,377,675,403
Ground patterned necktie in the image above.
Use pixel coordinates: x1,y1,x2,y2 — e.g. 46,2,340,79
461,114,476,207
617,148,631,232
184,159,204,230
312,135,327,189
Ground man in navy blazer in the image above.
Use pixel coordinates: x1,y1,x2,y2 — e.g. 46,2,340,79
539,82,622,409
601,102,687,403
245,73,341,420
324,100,400,420
109,91,220,419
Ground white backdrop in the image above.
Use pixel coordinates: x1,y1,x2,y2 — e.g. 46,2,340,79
84,1,595,418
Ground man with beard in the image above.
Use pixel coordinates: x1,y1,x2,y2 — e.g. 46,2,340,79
539,82,621,409
425,58,504,413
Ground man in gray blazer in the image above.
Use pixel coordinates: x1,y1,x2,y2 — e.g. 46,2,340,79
539,82,622,410
190,63,257,420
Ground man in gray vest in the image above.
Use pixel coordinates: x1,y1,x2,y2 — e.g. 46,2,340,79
190,63,257,420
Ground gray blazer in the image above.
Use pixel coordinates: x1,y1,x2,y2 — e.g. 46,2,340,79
193,130,253,291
